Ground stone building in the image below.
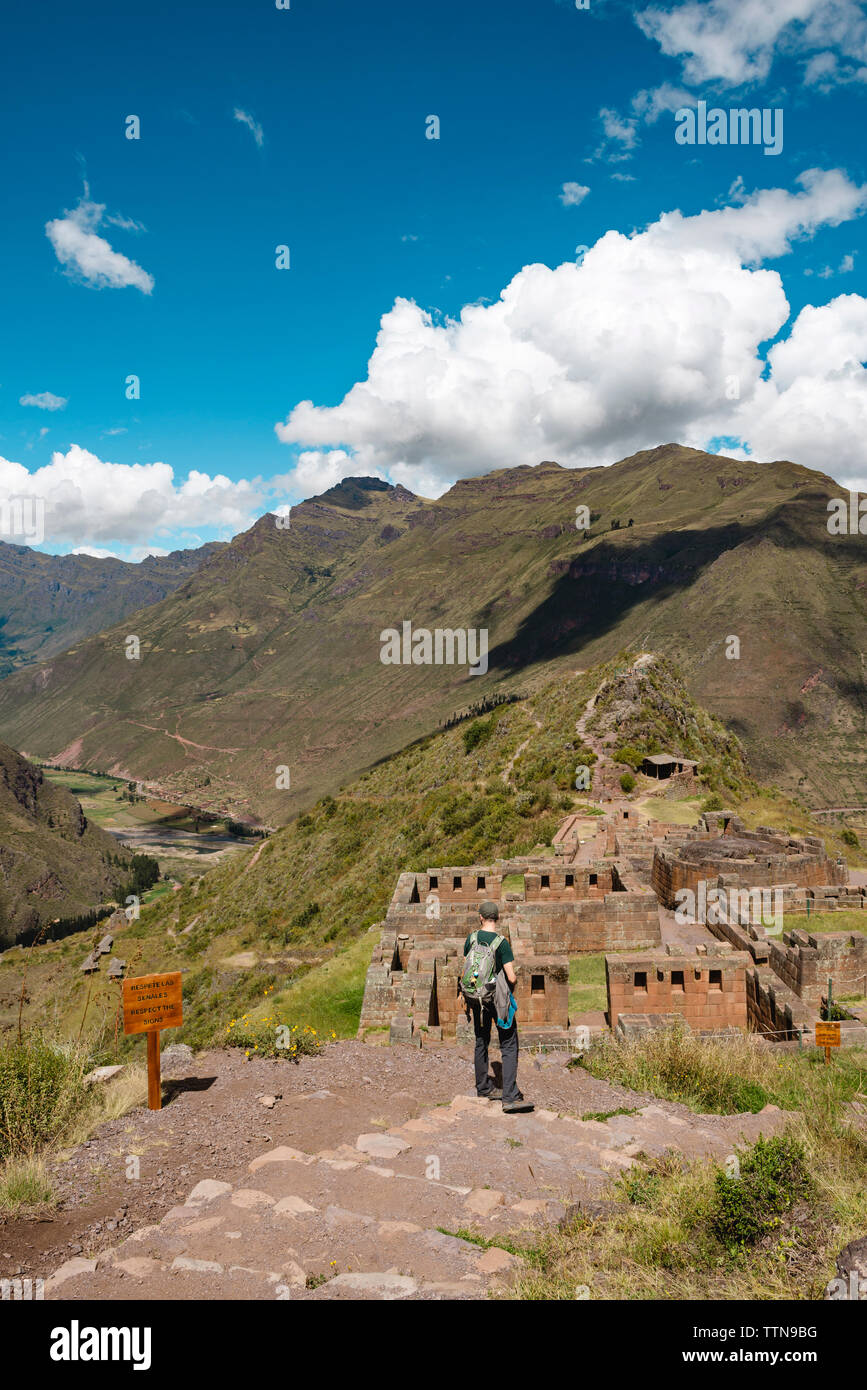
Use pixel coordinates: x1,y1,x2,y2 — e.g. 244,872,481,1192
358,846,659,1045
607,944,749,1035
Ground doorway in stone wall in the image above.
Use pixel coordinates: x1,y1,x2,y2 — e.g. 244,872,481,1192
428,961,440,1026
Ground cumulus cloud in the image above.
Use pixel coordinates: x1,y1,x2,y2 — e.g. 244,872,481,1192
45,194,154,293
560,182,590,207
20,391,67,411
636,0,867,89
0,445,266,548
274,168,867,493
234,108,264,147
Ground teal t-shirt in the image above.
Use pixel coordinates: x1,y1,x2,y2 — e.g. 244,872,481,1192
463,928,514,975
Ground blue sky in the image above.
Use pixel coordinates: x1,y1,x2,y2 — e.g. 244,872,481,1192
2,0,866,557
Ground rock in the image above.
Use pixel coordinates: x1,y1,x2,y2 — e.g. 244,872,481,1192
274,1195,317,1216
45,1257,98,1294
258,1094,279,1109
185,1179,232,1205
230,1188,275,1209
84,1064,124,1086
161,1043,194,1071
326,1272,416,1298
280,1259,307,1287
355,1133,412,1159
476,1247,516,1274
378,1220,421,1236
171,1257,223,1274
825,1236,867,1299
325,1206,374,1230
113,1257,160,1279
249,1145,315,1171
464,1188,505,1217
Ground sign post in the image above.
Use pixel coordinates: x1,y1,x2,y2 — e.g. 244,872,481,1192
814,1020,841,1066
122,972,183,1110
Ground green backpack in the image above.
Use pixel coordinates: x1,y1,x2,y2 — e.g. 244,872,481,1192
460,930,503,1004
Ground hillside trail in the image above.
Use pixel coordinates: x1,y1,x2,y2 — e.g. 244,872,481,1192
41,1040,788,1302
500,710,544,785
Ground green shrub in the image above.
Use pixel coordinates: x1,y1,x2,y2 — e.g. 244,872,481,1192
0,1033,91,1161
223,1016,327,1060
462,717,495,754
841,828,859,848
701,793,724,811
709,1135,814,1249
614,745,643,770
619,772,636,793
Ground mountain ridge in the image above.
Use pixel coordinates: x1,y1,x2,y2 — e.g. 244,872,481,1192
0,444,863,819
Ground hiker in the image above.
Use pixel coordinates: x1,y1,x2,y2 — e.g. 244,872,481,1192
459,901,532,1113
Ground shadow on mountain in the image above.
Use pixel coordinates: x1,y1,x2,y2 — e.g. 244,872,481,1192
485,497,849,674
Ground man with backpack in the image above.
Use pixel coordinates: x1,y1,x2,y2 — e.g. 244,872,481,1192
459,901,532,1113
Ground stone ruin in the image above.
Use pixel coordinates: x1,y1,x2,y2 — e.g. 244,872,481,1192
359,806,866,1050
651,813,848,909
358,849,659,1047
607,942,750,1036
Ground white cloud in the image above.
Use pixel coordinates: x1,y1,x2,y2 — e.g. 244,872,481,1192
274,169,867,492
46,195,154,294
234,108,264,148
0,445,265,547
591,84,694,162
636,0,867,89
19,392,67,411
560,182,591,207
271,449,384,500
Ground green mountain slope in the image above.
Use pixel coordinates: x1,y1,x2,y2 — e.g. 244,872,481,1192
0,741,137,947
0,539,224,677
3,651,858,1048
0,446,863,818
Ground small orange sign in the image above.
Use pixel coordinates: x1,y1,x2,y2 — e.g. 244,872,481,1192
815,1021,841,1048
122,972,183,1111
123,971,183,1035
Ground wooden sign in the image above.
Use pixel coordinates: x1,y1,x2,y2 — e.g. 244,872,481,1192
123,972,183,1110
815,1019,841,1066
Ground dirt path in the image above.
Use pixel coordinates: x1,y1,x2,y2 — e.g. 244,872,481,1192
9,1041,790,1302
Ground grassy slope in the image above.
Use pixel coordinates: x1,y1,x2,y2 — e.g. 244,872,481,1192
0,447,863,820
3,651,863,1051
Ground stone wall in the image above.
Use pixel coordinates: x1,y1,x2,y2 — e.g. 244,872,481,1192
606,946,749,1033
651,834,847,910
769,929,867,1009
357,926,568,1041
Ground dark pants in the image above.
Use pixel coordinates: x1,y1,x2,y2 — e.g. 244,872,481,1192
468,999,520,1104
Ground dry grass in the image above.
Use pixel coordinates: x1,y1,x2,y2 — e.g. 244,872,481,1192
498,1028,867,1300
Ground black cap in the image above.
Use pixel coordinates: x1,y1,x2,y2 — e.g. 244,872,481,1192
479,900,499,921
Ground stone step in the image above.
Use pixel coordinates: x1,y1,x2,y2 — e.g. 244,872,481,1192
44,1088,791,1302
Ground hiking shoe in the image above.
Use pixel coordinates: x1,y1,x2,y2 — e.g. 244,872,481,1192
478,1088,502,1100
502,1098,534,1113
